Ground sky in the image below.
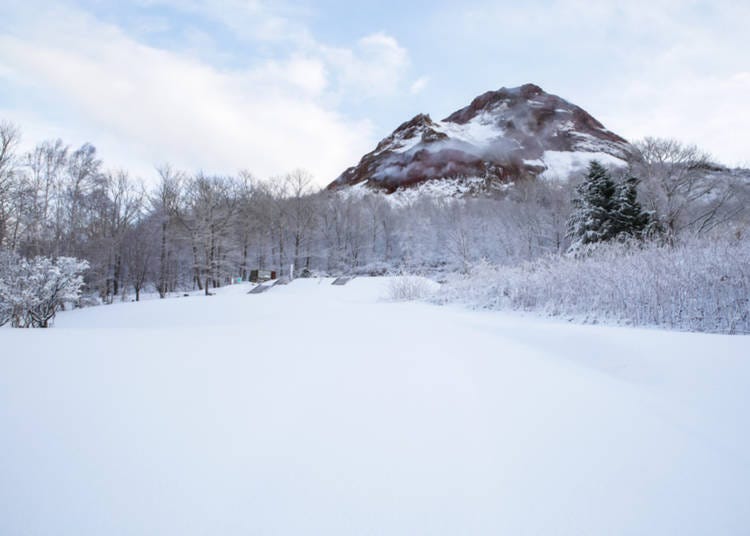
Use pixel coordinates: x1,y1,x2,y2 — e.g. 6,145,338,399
1,0,748,186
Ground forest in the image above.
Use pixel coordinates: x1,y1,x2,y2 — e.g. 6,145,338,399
0,120,748,331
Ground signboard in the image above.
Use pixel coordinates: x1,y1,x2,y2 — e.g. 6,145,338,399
250,270,276,282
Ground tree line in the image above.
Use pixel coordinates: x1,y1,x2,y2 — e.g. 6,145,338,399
0,118,748,325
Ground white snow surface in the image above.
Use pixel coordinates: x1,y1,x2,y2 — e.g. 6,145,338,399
2,277,749,535
387,177,492,206
389,130,423,154
539,150,627,180
335,177,508,207
435,112,505,146
383,112,506,157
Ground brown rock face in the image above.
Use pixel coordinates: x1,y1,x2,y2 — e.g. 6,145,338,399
328,83,632,192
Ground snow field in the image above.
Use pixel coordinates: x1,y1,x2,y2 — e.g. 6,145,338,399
1,277,749,535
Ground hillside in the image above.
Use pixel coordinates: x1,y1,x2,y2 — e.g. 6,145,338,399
329,84,632,192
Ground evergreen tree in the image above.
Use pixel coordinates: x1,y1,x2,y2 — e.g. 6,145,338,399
566,160,617,252
567,163,658,254
611,176,653,239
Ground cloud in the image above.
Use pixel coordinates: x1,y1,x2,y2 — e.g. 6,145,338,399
322,33,410,98
135,0,315,46
602,72,750,166
0,4,421,184
410,77,429,95
252,56,329,95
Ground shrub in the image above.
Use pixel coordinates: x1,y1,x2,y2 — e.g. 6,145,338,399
0,251,89,328
438,237,750,334
386,275,440,302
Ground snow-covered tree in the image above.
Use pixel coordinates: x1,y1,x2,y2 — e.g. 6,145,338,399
567,163,656,253
26,256,89,327
566,161,617,252
611,176,655,239
628,137,749,239
0,122,21,250
0,252,88,327
0,250,20,326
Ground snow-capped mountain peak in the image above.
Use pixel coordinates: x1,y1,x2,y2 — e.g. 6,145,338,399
328,83,632,192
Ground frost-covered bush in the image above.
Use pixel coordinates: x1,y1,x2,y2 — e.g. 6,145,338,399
438,237,750,334
0,252,18,326
386,275,439,302
350,261,394,277
0,251,89,328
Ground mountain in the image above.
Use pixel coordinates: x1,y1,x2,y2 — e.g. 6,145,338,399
328,84,632,192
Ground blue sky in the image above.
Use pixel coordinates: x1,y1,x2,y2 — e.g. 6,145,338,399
1,0,748,184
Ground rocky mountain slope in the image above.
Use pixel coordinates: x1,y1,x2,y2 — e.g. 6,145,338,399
328,84,633,192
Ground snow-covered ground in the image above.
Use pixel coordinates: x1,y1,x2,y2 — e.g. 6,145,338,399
534,149,627,180
2,277,749,535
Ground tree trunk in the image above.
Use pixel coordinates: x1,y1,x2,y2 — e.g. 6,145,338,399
159,221,167,298
192,243,202,290
113,253,121,296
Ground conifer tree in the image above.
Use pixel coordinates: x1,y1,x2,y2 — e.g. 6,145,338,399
611,176,653,239
566,160,617,252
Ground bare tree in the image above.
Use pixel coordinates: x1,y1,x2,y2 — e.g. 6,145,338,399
630,137,724,237
179,174,239,295
284,169,318,273
64,143,102,256
0,122,21,249
153,165,184,297
442,200,474,273
19,139,69,256
124,217,157,302
105,171,143,300
263,177,290,276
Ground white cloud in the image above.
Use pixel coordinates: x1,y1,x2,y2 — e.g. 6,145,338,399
323,33,410,98
252,56,329,96
136,0,314,46
602,72,750,166
0,5,403,185
410,76,429,95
